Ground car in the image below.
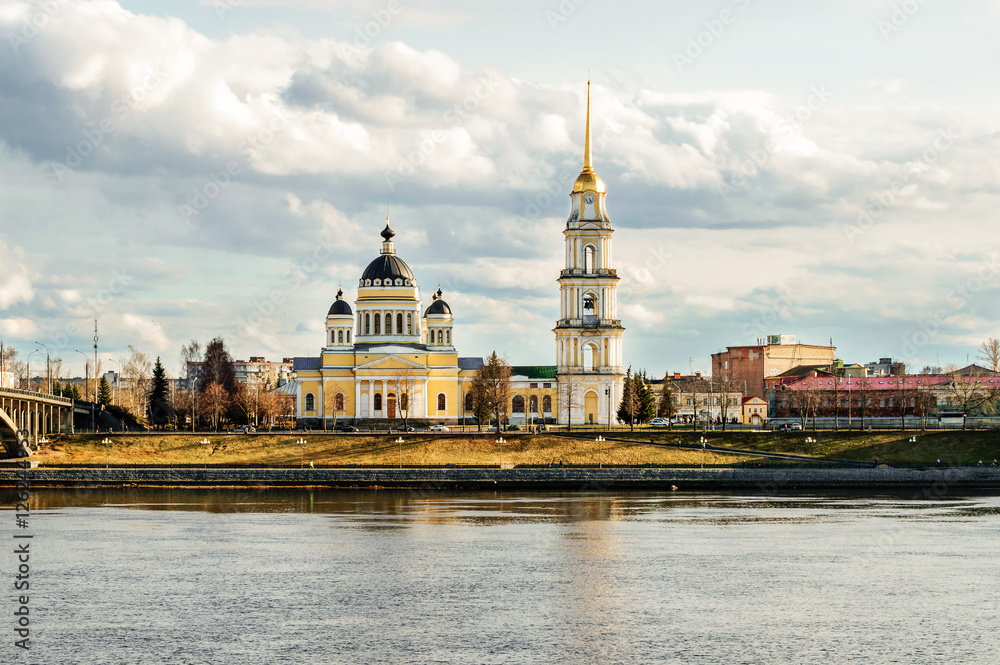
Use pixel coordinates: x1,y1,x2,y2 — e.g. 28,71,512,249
339,425,356,433
507,424,521,431
649,418,669,427
239,425,256,434
790,422,803,430
429,424,450,432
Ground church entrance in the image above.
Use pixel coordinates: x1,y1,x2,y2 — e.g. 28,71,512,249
585,391,598,425
387,393,396,419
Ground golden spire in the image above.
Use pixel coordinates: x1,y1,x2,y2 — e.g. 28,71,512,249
583,79,593,173
573,79,605,194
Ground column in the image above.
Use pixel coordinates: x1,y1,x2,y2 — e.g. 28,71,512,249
423,379,429,417
367,379,374,418
355,381,361,419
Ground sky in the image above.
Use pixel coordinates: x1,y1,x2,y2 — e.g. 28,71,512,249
1,0,999,379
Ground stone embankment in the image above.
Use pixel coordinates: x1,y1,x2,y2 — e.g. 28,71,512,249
2,466,999,492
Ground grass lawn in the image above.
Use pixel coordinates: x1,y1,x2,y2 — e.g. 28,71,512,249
34,432,751,467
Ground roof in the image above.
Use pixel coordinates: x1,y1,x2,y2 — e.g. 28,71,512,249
773,364,833,379
458,357,484,371
270,379,298,396
292,357,321,371
742,396,766,404
327,288,353,316
510,365,558,380
424,288,451,316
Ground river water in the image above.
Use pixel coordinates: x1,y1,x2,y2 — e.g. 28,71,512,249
5,489,1000,664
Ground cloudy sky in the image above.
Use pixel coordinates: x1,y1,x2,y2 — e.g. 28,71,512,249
1,0,998,379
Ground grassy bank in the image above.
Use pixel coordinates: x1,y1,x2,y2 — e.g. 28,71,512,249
33,432,748,467
606,429,1000,465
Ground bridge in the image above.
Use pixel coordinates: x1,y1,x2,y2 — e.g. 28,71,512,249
0,387,77,458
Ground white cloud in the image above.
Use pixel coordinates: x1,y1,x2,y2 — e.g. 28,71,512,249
0,241,33,309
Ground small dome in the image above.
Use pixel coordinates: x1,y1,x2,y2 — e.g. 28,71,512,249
328,288,353,316
424,288,452,316
380,223,395,241
572,169,606,194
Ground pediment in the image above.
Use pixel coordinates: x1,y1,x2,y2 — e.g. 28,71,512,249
355,355,426,371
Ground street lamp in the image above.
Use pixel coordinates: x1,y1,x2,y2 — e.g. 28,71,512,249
34,341,51,394
27,349,40,391
699,436,707,469
596,435,605,468
0,334,5,388
605,387,611,432
909,435,917,467
805,436,816,457
496,436,506,468
396,436,404,468
201,437,211,469
101,436,112,469
74,350,90,402
296,437,307,468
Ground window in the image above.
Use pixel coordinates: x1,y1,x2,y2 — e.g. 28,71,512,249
529,396,539,413
584,245,596,273
407,313,413,335
543,383,551,389
305,393,315,411
512,395,525,413
446,329,451,345
330,331,335,345
397,313,403,334
437,330,443,345
335,393,345,412
542,395,552,413
365,313,371,335
374,313,381,335
465,392,474,411
399,393,408,410
338,330,344,345
530,383,538,389
374,393,383,411
346,330,351,344
437,393,446,411
385,313,392,335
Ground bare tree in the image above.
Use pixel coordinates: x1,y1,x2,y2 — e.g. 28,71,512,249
712,368,739,431
945,372,991,429
202,382,231,431
558,376,583,431
123,345,151,420
476,351,512,429
979,338,1000,372
258,389,279,430
393,370,418,431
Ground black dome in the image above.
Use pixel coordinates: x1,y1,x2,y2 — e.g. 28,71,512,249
424,288,451,316
361,255,415,284
328,288,352,315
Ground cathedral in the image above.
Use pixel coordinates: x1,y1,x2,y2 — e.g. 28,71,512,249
293,84,624,426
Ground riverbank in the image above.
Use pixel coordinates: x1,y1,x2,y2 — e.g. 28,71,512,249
4,465,1000,492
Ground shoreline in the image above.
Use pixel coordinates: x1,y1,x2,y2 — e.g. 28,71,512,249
3,466,1000,492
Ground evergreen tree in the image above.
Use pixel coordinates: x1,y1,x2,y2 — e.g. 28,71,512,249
657,373,675,420
69,385,82,400
637,371,656,424
53,379,63,396
149,357,172,429
98,376,112,406
617,366,639,431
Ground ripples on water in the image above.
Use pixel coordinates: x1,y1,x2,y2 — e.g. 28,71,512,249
4,489,999,664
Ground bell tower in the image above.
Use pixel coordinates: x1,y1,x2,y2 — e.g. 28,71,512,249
554,81,625,425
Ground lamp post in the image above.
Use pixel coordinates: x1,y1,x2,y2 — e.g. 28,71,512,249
805,436,816,457
27,349,39,391
101,436,112,469
34,341,51,394
909,435,917,467
596,435,605,468
396,436,404,468
73,350,89,402
201,437,211,469
605,387,611,432
296,437,306,468
699,435,707,469
497,436,506,468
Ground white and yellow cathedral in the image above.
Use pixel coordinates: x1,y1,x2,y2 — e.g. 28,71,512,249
294,85,625,426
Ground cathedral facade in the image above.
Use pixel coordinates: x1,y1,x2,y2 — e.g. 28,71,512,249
294,85,624,426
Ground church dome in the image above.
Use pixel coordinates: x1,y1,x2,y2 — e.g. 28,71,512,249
359,223,416,285
327,288,352,316
424,288,451,316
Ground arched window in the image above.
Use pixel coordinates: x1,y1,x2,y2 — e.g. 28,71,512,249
385,313,392,335
407,313,413,335
464,392,474,411
512,395,525,413
529,395,539,414
330,331,335,345
374,313,381,335
365,313,371,335
374,393,383,411
338,330,344,345
445,329,451,345
437,330,443,345
305,393,315,412
346,330,351,344
584,245,596,273
437,393,446,411
397,313,403,334
335,393,345,412
543,395,552,413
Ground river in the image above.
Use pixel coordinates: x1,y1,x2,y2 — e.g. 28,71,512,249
5,488,999,664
